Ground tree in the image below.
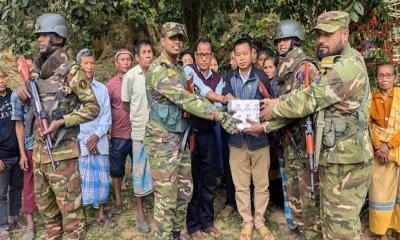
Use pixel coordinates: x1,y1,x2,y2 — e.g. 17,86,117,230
0,0,390,74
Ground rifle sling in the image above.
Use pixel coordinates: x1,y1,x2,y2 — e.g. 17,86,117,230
314,110,325,168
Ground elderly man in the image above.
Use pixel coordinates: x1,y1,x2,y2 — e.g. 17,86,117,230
245,11,373,240
76,49,113,227
369,63,400,239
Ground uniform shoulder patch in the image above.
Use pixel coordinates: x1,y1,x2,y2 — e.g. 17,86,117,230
315,75,322,84
296,71,305,82
320,55,340,68
79,79,88,89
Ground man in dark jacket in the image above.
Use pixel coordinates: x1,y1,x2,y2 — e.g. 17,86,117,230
223,38,274,240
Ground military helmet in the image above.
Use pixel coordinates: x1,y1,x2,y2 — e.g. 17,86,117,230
34,13,68,39
273,20,305,42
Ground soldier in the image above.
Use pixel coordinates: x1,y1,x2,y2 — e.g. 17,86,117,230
254,19,321,239
245,11,372,240
144,22,238,240
16,13,100,239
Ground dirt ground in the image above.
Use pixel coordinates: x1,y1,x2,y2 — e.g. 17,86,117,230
8,177,386,240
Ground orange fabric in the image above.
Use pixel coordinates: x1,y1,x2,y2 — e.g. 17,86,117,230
370,88,400,149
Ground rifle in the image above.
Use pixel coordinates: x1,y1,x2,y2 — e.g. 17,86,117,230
17,56,59,172
259,81,297,229
303,62,317,199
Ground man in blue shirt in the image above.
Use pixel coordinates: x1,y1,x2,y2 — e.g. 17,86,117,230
76,49,114,227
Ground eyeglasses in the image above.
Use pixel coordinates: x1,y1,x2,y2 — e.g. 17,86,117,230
195,52,213,59
377,73,395,79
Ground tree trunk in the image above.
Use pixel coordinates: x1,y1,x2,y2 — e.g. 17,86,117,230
145,19,162,54
181,0,204,49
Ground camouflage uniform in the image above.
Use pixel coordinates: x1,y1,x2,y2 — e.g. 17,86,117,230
264,11,373,240
274,46,321,239
31,47,99,240
144,22,237,240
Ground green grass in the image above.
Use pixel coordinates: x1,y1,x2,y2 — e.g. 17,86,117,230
10,178,290,240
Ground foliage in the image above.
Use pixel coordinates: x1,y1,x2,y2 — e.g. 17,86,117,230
348,1,398,80
0,0,392,75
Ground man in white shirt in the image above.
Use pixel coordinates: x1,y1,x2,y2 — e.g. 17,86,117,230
121,40,153,233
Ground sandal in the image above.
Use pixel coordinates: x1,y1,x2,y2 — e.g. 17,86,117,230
202,226,221,239
256,225,275,240
112,204,122,215
287,229,300,240
190,230,203,240
137,218,150,233
96,215,116,228
8,217,25,230
240,227,253,240
22,228,35,240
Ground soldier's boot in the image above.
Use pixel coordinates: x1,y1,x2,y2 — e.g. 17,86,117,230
46,217,63,240
64,220,86,240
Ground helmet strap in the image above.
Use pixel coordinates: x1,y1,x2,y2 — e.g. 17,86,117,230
277,38,299,57
44,33,62,56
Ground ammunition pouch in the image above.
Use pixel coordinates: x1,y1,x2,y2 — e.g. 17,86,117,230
322,116,358,148
149,100,188,133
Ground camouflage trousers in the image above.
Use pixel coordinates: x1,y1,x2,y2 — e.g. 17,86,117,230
319,161,372,240
144,128,193,240
34,158,86,240
284,145,321,239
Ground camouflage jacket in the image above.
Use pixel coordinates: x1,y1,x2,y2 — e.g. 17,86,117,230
145,53,218,134
268,47,319,151
32,48,100,164
265,43,373,165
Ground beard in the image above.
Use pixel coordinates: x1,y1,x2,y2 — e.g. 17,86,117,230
316,39,346,60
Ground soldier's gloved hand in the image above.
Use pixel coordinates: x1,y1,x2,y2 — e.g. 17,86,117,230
215,112,241,134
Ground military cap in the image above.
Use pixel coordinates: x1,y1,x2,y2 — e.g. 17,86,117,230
312,11,350,33
161,22,187,39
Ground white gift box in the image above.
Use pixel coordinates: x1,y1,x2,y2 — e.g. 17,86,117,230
227,100,260,131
